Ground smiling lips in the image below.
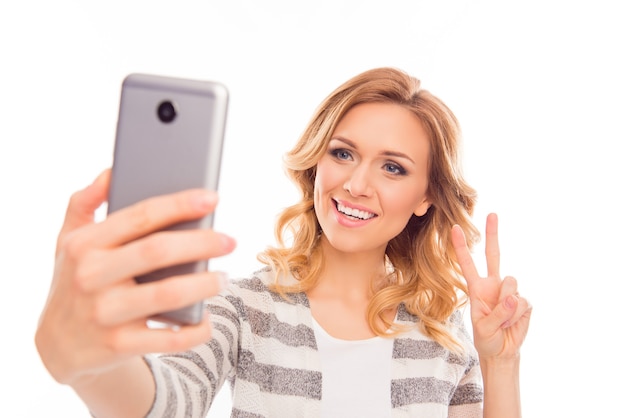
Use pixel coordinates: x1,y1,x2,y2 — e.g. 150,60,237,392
334,199,377,221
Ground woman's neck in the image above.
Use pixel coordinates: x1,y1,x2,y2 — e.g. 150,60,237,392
306,238,393,340
313,238,388,299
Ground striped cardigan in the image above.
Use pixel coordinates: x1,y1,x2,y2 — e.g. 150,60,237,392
145,268,483,417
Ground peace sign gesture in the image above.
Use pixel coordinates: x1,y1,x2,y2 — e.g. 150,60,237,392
452,213,532,360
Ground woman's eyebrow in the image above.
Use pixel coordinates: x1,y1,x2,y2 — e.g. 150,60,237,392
381,150,415,164
330,136,356,148
330,136,415,164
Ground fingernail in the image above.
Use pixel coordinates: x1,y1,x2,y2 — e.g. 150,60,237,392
219,233,237,251
86,169,108,190
193,191,217,211
505,295,517,309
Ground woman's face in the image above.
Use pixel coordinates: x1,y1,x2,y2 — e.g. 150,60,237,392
314,102,431,256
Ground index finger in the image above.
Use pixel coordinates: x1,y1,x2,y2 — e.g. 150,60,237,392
485,213,500,278
57,169,111,252
451,224,480,289
90,188,219,248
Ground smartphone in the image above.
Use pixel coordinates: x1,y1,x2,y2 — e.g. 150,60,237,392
107,73,229,326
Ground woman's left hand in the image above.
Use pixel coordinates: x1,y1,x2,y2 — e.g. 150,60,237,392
451,213,532,360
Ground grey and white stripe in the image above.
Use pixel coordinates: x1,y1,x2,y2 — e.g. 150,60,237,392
145,267,483,418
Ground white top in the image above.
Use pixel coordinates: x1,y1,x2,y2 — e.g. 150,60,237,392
312,317,394,418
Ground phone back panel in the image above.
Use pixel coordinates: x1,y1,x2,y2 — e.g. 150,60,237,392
109,74,228,213
107,74,229,325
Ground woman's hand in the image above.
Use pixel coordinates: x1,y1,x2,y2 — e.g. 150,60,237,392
35,169,236,387
451,213,531,361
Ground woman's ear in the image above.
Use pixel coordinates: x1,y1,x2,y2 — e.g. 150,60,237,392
413,198,431,217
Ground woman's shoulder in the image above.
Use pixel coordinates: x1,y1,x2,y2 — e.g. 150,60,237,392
208,267,314,336
393,305,478,367
396,303,468,329
217,266,309,310
228,267,274,293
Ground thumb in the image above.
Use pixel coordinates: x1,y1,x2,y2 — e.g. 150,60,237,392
57,169,111,246
477,294,518,336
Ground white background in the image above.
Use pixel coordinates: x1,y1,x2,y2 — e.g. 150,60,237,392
1,0,624,416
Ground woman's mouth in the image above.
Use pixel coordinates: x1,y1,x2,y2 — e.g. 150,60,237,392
334,199,377,220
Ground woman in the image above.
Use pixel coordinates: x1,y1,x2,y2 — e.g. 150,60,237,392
35,67,531,417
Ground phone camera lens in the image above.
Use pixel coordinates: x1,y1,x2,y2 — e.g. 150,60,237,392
157,100,177,123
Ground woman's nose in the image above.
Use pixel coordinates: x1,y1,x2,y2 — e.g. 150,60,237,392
343,165,373,197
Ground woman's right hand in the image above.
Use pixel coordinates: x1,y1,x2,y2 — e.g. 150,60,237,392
35,169,236,388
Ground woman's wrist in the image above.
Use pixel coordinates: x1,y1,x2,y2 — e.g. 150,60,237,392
480,354,520,384
480,353,520,369
72,357,156,418
480,355,522,418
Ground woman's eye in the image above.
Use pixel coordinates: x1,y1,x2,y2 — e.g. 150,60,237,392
384,162,406,175
331,148,352,160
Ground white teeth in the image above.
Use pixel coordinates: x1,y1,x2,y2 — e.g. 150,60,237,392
336,202,375,220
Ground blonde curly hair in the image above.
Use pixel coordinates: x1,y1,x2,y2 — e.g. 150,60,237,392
258,67,479,352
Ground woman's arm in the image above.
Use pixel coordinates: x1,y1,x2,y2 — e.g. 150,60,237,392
480,356,521,418
35,170,235,417
71,358,156,418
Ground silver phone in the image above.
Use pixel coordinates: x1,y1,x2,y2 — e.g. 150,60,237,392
107,73,229,326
